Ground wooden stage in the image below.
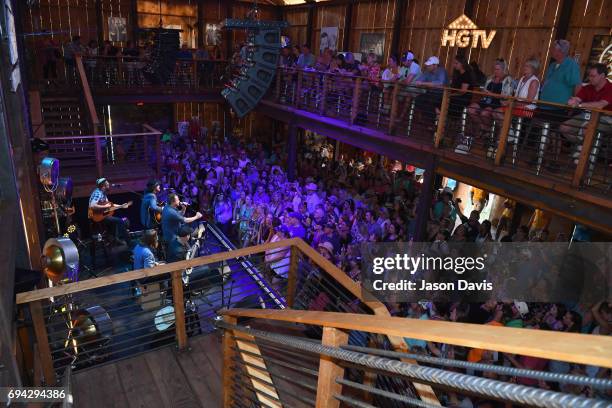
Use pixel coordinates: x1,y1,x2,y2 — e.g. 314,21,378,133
63,163,157,199
72,333,222,408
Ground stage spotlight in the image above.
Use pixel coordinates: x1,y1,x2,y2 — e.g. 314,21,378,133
39,157,59,188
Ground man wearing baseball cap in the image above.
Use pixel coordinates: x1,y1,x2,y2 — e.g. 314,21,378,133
415,56,449,87
285,212,306,240
399,51,421,85
414,56,449,119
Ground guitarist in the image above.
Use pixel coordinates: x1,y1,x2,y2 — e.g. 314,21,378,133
88,178,130,245
141,179,163,229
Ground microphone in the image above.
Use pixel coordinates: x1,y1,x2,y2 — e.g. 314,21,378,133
111,183,123,187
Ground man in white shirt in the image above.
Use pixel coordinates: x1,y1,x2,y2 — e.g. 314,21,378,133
305,183,321,214
400,51,421,84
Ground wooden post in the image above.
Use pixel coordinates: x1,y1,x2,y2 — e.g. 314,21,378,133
434,88,450,147
388,81,401,133
30,301,56,385
94,137,103,178
192,60,198,88
274,69,282,101
413,157,437,241
287,245,300,308
295,70,303,108
572,111,601,187
351,78,363,125
222,315,237,408
315,327,349,408
495,99,515,165
155,132,162,177
320,74,328,114
171,270,188,350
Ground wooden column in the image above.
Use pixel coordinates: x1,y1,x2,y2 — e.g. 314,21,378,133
572,111,600,187
225,0,234,60
30,301,56,385
414,157,437,241
171,270,188,350
342,1,353,51
555,0,576,40
197,0,205,48
306,3,315,47
315,327,348,408
94,137,103,178
129,0,139,43
390,0,408,57
287,123,298,182
95,0,104,45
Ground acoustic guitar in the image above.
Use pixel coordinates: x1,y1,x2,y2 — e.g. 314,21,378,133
150,202,165,224
88,200,133,222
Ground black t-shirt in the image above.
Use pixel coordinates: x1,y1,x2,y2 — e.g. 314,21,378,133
342,61,360,75
467,304,492,324
452,70,474,90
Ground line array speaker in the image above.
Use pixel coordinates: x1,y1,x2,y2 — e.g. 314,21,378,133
222,27,282,118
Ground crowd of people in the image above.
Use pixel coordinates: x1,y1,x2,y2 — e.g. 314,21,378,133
277,39,611,167
39,35,225,86
149,126,611,403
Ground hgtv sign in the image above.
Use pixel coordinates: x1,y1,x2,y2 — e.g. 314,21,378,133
441,15,496,49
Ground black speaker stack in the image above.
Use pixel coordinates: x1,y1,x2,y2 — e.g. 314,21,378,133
221,19,289,118
141,28,180,85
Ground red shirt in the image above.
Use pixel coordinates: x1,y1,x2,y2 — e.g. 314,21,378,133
577,80,612,111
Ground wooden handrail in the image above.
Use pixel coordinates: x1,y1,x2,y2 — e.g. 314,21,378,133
75,55,100,127
221,309,612,368
291,240,440,405
277,67,612,115
42,131,162,141
16,238,303,304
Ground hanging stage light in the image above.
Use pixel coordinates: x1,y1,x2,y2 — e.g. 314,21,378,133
42,237,79,283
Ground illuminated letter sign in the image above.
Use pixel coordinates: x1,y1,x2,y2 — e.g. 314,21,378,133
441,15,496,49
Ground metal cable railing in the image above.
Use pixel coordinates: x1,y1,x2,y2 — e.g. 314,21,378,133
269,68,612,199
217,320,612,408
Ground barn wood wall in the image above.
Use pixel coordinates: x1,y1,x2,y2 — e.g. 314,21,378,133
20,0,611,81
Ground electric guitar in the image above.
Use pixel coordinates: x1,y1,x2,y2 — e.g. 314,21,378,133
88,200,133,222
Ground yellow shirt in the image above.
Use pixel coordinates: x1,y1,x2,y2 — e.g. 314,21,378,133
532,209,551,230
471,188,487,202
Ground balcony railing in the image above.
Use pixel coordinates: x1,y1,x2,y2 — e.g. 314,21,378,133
42,123,162,179
270,68,612,198
81,56,228,92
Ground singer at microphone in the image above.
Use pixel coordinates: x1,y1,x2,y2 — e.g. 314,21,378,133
161,192,203,247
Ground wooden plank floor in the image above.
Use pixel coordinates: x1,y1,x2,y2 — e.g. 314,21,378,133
72,332,223,408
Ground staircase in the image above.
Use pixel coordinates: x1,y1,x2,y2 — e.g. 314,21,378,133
40,94,97,168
